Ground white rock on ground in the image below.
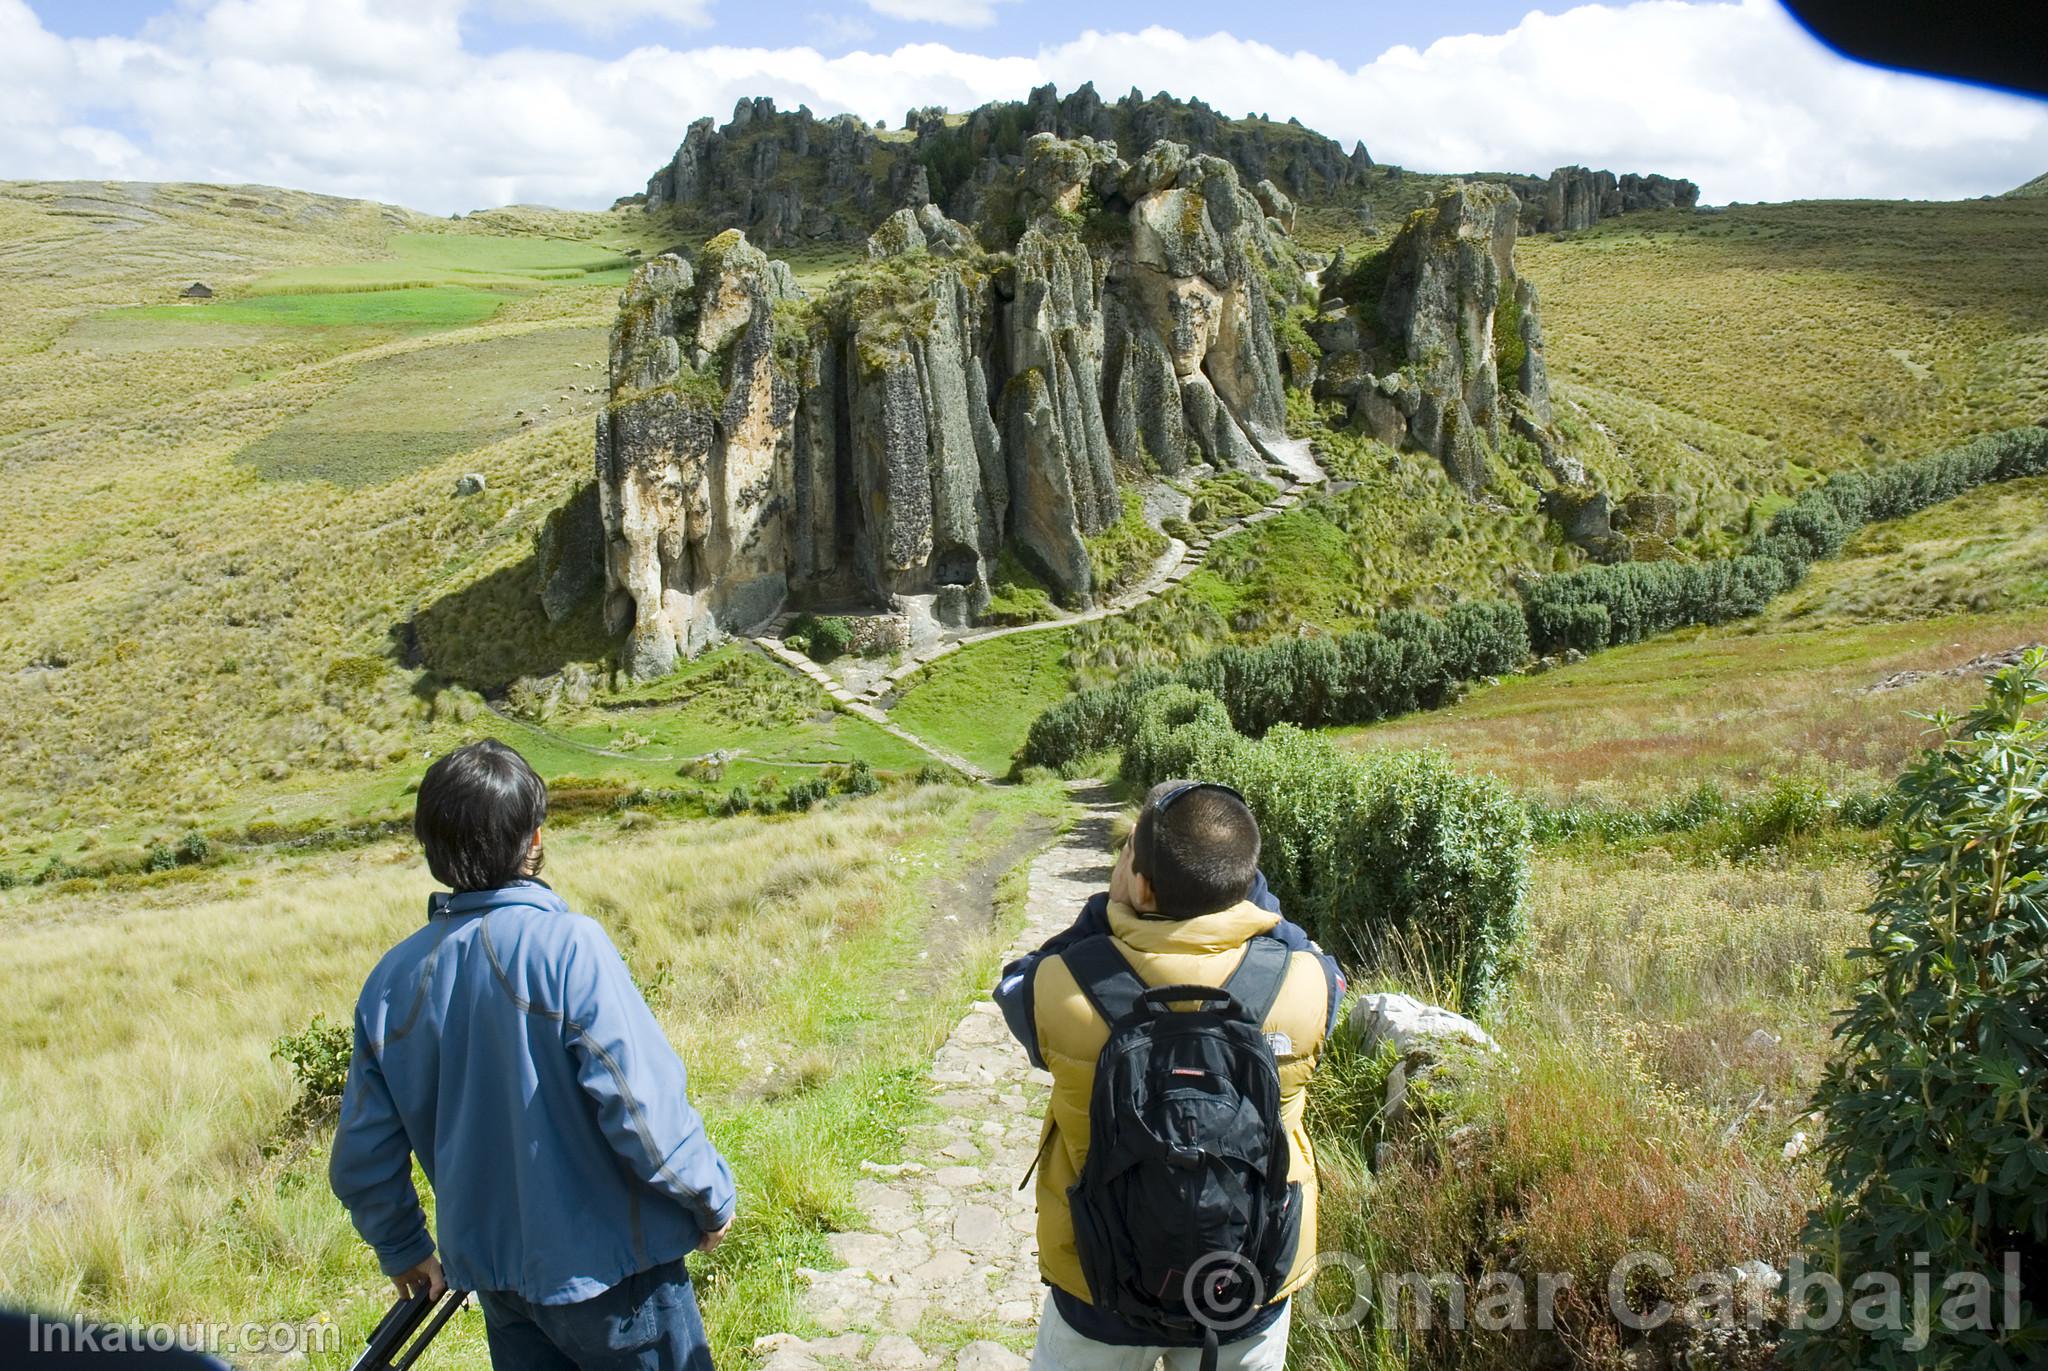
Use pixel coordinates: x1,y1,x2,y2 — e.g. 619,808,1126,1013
1347,991,1498,1060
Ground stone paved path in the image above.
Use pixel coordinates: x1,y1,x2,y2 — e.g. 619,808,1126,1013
753,786,1121,1371
845,446,1329,709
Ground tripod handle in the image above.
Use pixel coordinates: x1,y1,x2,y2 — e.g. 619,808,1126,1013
350,1289,467,1371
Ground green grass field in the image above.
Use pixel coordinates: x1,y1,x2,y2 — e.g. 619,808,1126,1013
887,632,1077,776
127,284,511,330
235,325,604,484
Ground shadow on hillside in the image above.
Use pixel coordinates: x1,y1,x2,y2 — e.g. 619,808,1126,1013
399,562,614,694
398,486,614,693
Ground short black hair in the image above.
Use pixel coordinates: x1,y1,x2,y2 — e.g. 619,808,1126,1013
1130,779,1261,918
414,740,548,892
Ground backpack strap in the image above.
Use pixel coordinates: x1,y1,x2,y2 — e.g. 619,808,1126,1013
1062,935,1149,1029
1221,935,1292,1027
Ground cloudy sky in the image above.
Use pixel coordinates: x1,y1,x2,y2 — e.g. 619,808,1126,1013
5,0,2044,214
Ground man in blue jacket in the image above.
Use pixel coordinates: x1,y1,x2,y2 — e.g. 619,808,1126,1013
330,740,736,1371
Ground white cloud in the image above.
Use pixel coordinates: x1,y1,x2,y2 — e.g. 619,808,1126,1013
862,0,1016,29
0,0,2041,215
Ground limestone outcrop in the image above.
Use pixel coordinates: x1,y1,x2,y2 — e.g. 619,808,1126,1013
634,85,1370,247
1510,165,1701,234
593,137,1301,676
1311,181,1577,491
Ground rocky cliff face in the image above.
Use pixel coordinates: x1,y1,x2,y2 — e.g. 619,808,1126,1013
1509,165,1701,234
635,91,1698,250
634,85,1368,248
596,136,1301,676
1311,182,1575,491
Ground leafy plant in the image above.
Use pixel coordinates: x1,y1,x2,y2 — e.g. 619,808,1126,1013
1119,683,1530,1013
781,776,832,813
786,613,855,662
273,1012,353,1121
1785,656,2048,1369
837,759,882,798
1021,597,1528,770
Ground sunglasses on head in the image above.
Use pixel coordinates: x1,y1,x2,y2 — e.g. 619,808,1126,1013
1148,781,1249,816
1130,780,1249,856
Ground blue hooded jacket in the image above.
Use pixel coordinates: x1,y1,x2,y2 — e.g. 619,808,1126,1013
329,881,736,1304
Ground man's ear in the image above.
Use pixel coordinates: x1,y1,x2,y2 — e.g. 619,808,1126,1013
1130,867,1156,914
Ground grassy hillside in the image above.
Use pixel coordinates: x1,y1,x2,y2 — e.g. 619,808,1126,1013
1523,198,2048,542
8,178,2047,871
1338,475,2048,800
0,780,1063,1362
0,183,947,877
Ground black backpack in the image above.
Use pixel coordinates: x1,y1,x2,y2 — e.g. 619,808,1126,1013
1062,934,1302,1370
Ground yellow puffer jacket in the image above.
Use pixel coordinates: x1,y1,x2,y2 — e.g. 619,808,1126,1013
1030,899,1330,1307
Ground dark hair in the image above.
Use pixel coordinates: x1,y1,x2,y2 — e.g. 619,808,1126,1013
1130,779,1261,918
414,740,548,892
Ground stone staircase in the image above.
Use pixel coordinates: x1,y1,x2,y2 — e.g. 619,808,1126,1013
841,462,1323,711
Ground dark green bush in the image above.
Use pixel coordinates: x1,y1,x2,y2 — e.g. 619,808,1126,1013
717,784,754,816
273,1012,353,1119
782,776,832,812
1785,656,2048,1370
1525,427,2047,655
787,613,855,662
1120,684,1530,1013
838,759,881,797
1021,601,1528,771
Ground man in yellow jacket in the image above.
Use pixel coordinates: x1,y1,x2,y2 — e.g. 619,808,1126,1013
994,781,1341,1371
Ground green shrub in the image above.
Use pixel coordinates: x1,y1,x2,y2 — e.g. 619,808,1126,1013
143,842,178,874
1120,684,1530,1013
786,614,854,662
838,759,882,797
717,784,754,816
1525,426,2048,655
1022,598,1529,770
1784,656,2048,1370
782,776,832,812
273,1012,353,1120
1729,775,1832,853
175,831,211,865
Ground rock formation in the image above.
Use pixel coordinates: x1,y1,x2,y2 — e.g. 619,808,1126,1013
594,136,1302,676
1310,181,1576,490
634,85,1370,248
1510,165,1701,234
641,98,932,246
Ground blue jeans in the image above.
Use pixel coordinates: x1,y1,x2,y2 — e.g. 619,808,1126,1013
476,1259,713,1371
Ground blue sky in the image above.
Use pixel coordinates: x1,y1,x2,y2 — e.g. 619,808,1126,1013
32,1,1661,64
4,0,2043,214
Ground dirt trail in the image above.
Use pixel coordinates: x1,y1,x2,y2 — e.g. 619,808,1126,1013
752,784,1120,1371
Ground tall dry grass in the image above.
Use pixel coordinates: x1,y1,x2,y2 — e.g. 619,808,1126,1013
0,782,1061,1365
